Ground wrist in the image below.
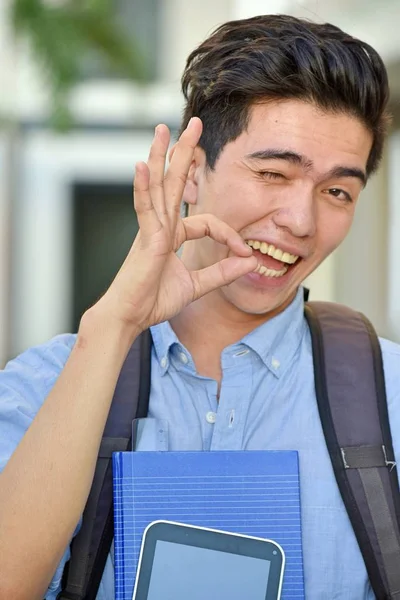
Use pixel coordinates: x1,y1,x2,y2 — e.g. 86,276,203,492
78,304,142,358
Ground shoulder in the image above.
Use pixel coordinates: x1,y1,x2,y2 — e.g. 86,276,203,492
379,336,400,399
378,337,400,450
379,336,400,386
0,333,77,471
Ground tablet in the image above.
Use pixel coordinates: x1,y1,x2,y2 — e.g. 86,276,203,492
132,520,285,600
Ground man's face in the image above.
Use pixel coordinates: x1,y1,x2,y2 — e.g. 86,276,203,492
182,99,373,316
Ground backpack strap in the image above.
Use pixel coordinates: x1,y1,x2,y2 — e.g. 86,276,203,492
57,328,152,600
305,301,400,600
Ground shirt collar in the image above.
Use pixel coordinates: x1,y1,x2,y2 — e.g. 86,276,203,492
239,286,306,378
150,319,179,375
151,286,306,378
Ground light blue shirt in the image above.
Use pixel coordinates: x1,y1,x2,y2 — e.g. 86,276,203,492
1,287,400,599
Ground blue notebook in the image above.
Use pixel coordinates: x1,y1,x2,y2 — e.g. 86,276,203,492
112,450,305,600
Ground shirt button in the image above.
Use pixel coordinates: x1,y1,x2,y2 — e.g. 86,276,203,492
160,357,168,369
206,411,217,424
271,357,280,369
179,352,189,364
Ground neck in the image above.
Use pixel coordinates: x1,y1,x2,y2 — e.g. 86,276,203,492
169,289,293,383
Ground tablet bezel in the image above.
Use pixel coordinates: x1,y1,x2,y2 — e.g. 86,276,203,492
132,520,285,600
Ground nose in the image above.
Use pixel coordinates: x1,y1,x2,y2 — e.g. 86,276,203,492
271,188,316,238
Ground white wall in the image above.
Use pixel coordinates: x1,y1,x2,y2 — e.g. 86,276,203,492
234,0,293,18
0,133,13,366
387,131,400,342
334,159,390,337
11,129,153,356
159,0,233,84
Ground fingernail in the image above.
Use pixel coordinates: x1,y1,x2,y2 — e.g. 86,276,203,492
154,125,159,136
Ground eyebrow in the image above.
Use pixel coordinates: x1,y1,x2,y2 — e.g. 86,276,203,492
245,149,367,187
326,166,367,187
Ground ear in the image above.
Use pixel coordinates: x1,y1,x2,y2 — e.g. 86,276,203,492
168,144,204,206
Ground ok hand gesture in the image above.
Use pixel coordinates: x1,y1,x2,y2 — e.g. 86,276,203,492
97,117,257,335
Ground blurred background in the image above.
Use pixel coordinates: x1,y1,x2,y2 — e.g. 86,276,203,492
1,0,400,366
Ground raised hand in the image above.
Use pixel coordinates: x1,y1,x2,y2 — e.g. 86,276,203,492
96,117,257,335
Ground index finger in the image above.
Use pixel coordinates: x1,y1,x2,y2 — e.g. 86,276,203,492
164,117,203,227
177,214,253,257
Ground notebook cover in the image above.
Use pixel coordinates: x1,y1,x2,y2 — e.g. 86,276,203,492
112,450,304,600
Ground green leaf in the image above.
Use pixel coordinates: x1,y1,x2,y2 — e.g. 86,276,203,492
10,0,148,129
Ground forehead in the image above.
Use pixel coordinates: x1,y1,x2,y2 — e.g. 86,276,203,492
227,100,373,171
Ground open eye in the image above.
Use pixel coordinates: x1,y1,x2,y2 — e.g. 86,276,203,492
324,188,353,203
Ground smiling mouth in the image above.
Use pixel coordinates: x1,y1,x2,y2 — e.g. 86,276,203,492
245,240,300,278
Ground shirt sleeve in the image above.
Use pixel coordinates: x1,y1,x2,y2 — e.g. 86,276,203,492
380,337,400,468
0,333,82,598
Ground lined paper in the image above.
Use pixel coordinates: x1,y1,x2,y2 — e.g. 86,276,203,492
112,450,305,600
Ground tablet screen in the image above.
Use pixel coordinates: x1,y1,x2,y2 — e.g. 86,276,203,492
147,539,271,600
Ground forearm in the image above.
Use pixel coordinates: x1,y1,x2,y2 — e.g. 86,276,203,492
0,307,139,599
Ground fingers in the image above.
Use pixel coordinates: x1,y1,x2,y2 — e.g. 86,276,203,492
133,161,163,237
178,213,258,300
147,125,170,222
134,118,202,237
190,255,258,300
177,214,253,257
164,117,203,228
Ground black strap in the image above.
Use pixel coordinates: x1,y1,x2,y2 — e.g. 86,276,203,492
305,301,400,600
58,329,152,600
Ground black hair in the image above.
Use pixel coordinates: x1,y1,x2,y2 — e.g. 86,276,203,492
181,14,391,176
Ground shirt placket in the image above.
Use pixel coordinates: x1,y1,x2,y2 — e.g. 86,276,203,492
209,347,253,451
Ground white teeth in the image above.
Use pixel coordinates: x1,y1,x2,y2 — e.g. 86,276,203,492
281,252,292,263
246,240,299,264
254,264,288,278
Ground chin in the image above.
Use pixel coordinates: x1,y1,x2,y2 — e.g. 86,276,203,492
221,282,298,317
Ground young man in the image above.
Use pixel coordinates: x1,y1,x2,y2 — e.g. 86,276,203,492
0,14,399,600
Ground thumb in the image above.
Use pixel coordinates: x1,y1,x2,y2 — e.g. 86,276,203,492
190,255,258,300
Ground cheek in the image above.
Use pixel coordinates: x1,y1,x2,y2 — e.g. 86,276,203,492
209,181,267,229
318,207,354,255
